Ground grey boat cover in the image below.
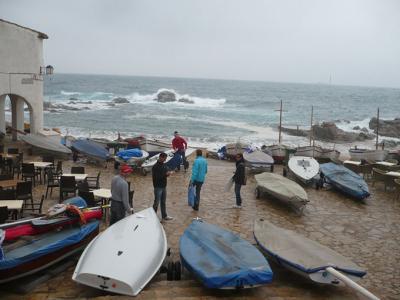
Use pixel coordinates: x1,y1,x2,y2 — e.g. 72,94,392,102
254,219,366,277
244,150,274,165
255,172,307,202
21,134,72,155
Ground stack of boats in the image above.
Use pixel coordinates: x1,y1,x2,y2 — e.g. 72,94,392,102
0,200,102,284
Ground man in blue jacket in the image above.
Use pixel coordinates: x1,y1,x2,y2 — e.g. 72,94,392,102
191,149,208,211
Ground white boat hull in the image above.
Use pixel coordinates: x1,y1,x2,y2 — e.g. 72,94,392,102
349,149,388,161
142,150,174,172
288,156,320,184
295,146,340,160
72,208,167,296
139,139,171,153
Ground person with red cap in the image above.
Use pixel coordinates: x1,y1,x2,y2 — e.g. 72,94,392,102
110,164,134,225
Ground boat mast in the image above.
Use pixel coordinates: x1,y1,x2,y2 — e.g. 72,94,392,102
275,99,283,144
310,106,314,147
375,107,379,150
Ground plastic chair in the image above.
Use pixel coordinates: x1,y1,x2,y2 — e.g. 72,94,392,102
78,190,98,207
45,168,60,199
7,148,19,154
59,176,77,202
22,195,45,216
0,206,8,224
21,163,37,186
71,166,85,174
87,172,101,189
371,168,388,191
16,181,34,208
0,189,16,200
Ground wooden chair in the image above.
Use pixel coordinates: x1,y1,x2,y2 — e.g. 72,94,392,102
59,176,77,202
71,166,85,174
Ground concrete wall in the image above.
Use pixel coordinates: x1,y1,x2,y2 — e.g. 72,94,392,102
0,20,46,136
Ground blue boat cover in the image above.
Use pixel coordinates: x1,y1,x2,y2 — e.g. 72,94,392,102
63,196,87,208
72,139,110,161
180,220,273,289
320,163,370,200
116,148,143,161
0,220,99,270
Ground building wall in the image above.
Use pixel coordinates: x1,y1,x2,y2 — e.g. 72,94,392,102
0,20,46,135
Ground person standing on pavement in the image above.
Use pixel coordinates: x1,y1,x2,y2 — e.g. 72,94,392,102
232,153,246,208
110,164,134,225
152,152,174,221
191,149,208,211
172,131,188,171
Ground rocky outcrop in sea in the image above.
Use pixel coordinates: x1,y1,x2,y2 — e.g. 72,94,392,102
369,117,400,138
281,122,375,142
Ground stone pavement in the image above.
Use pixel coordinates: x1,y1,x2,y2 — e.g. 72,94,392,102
1,155,399,300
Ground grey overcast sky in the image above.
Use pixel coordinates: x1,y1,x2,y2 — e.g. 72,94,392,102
1,0,400,88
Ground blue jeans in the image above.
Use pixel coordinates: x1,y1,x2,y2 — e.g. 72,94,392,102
177,149,186,170
234,183,242,206
153,187,167,219
192,181,203,210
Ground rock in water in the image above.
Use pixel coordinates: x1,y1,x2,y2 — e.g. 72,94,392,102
178,98,194,104
112,97,129,104
369,117,400,138
155,90,176,103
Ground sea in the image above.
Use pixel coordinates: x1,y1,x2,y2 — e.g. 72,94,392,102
40,73,400,149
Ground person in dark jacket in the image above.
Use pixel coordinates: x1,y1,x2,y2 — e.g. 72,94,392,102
152,152,174,221
232,153,246,208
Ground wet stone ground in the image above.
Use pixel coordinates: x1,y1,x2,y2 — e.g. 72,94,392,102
0,154,399,300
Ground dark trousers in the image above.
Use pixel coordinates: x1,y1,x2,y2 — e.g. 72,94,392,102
110,200,125,226
234,183,242,206
177,149,186,170
153,187,167,219
192,181,203,210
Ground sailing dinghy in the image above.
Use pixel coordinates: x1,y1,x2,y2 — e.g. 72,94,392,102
254,219,379,300
72,207,167,296
288,156,319,184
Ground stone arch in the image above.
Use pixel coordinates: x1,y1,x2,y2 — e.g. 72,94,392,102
0,93,35,140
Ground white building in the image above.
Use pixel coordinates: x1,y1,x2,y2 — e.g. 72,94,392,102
0,18,50,140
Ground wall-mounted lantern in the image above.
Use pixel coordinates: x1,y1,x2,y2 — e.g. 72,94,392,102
39,65,54,75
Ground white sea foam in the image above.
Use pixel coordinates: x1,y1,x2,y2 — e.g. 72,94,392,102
60,90,82,96
127,88,226,108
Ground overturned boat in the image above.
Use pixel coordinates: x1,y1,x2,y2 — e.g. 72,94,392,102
20,133,72,157
72,207,167,296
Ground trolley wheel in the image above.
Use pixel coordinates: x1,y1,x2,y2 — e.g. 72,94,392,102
255,187,261,199
270,165,274,173
283,168,287,177
174,261,182,281
167,262,174,281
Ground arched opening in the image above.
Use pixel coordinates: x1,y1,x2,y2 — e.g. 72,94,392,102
0,93,33,141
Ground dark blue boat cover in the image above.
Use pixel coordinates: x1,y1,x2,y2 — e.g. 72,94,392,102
116,148,143,161
320,163,370,200
180,220,273,289
0,220,99,269
72,139,110,161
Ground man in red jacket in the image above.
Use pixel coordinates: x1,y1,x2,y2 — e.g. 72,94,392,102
172,131,188,171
